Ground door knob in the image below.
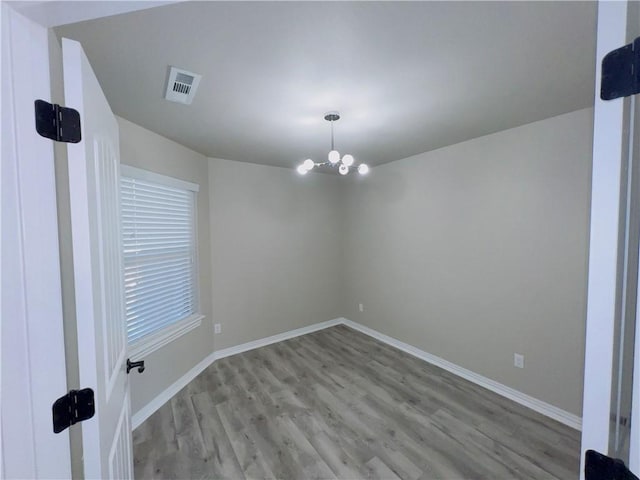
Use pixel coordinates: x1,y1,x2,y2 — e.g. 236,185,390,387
126,359,145,374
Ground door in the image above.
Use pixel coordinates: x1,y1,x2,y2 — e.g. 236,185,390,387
62,38,133,479
1,5,71,478
582,1,639,478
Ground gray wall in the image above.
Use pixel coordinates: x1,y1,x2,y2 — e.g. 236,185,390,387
117,116,214,414
67,107,592,423
342,108,593,416
123,109,592,418
208,158,344,350
119,123,346,415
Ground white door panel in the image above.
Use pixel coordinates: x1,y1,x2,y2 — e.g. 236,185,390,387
63,37,132,479
1,4,71,477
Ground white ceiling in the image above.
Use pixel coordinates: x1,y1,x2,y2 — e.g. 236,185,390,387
55,1,597,169
9,1,180,28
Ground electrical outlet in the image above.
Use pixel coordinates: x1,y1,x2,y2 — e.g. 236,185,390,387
359,303,364,312
214,323,221,334
514,353,524,368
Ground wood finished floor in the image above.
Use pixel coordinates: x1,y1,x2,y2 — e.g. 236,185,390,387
133,325,580,479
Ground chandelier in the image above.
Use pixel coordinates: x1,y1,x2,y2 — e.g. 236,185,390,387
297,112,369,176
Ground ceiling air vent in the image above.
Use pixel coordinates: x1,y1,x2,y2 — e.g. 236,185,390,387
165,66,202,105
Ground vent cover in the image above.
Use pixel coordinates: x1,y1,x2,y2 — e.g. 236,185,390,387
165,67,202,105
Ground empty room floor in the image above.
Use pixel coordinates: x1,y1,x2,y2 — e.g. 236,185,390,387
133,325,580,479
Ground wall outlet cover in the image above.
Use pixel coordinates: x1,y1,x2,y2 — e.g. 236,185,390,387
214,323,221,334
514,353,524,368
359,303,364,312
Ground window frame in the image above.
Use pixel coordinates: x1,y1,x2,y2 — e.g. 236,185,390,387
120,165,203,359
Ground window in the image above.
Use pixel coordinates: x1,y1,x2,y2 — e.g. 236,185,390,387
120,165,202,358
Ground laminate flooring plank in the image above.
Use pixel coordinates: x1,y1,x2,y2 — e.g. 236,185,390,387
241,349,288,394
331,386,489,479
284,382,377,469
287,410,365,479
303,334,442,418
149,450,213,480
307,381,439,480
321,328,508,410
330,327,576,446
197,361,232,406
290,343,371,402
134,326,580,479
223,357,309,479
216,400,276,480
297,335,432,416
275,340,335,387
133,402,179,479
304,328,576,474
430,408,560,480
255,346,299,385
272,415,337,480
332,329,574,478
242,399,309,479
170,390,208,461
330,344,556,478
364,457,403,480
191,392,245,480
289,381,379,464
320,332,523,441
225,354,264,397
225,354,298,423
133,401,178,451
350,392,478,479
319,329,489,418
185,366,217,399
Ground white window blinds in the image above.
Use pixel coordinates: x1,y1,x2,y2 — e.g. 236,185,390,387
120,167,199,348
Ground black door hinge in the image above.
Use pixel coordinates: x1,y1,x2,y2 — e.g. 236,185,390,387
601,36,640,100
34,99,81,143
52,388,95,434
585,450,639,480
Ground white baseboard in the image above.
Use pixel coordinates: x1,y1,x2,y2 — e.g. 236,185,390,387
131,318,343,429
132,316,581,432
341,318,582,431
212,318,343,361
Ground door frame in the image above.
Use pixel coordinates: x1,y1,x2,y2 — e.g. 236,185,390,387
1,4,71,477
2,0,638,478
581,1,639,477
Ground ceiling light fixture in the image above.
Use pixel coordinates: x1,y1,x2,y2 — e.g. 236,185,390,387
297,112,369,176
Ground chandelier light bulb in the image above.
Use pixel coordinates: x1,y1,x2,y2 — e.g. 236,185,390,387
303,159,315,171
297,164,309,175
338,164,349,175
342,154,354,167
358,163,369,175
328,150,340,164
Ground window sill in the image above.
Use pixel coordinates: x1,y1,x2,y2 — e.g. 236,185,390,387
128,314,204,360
